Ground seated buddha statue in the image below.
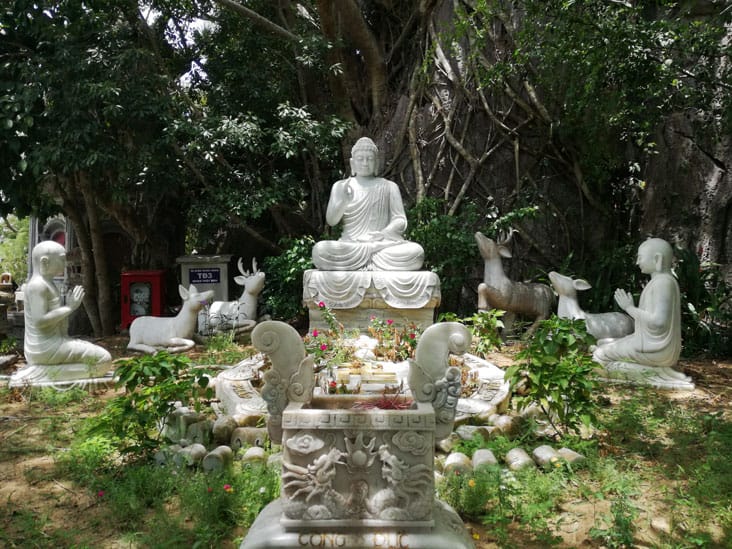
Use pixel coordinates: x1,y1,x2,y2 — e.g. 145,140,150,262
312,137,424,272
305,137,439,330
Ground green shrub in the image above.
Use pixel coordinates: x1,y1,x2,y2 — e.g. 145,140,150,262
102,464,177,528
675,247,732,357
0,336,19,354
56,434,116,488
179,463,279,533
32,386,90,406
506,316,598,437
91,352,213,457
438,464,564,545
200,331,255,364
407,198,483,314
0,215,29,282
589,495,638,549
261,235,314,321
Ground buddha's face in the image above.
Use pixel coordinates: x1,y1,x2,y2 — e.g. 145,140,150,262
351,150,377,177
636,243,658,274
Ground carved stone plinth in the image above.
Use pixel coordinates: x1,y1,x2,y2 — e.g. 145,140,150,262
303,270,440,332
596,362,695,390
279,397,436,529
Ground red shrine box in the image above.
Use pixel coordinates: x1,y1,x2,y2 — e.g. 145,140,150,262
120,270,166,330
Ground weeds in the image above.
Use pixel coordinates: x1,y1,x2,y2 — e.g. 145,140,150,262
91,352,214,456
200,330,255,364
589,495,638,548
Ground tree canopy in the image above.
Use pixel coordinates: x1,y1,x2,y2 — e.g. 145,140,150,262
1,0,729,333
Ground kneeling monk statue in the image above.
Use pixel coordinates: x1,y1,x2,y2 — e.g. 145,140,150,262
592,237,693,390
11,241,112,386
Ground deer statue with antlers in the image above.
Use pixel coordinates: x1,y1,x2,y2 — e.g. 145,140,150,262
475,231,554,336
198,257,265,335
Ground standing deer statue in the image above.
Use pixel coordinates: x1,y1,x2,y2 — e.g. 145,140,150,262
128,284,214,353
475,231,554,335
198,257,265,335
548,271,634,343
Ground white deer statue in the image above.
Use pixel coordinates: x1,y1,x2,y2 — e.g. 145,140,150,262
198,257,265,335
475,231,554,335
548,271,634,344
128,284,214,353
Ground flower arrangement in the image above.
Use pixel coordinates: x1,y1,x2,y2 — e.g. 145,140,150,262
367,316,420,362
302,302,357,369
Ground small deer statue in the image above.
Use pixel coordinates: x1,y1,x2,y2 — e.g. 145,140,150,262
475,231,554,335
128,284,215,353
548,271,633,343
198,257,265,335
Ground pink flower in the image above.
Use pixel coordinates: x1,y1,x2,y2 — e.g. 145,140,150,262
320,344,328,351
409,333,416,339
370,315,376,321
318,301,326,308
386,319,393,326
97,490,105,498
223,484,233,493
312,329,319,337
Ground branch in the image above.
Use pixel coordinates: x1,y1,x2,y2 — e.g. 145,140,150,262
1,217,17,234
330,0,387,115
429,20,457,84
213,0,301,42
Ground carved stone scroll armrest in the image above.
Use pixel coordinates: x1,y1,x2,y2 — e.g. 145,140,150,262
408,322,470,440
252,321,314,444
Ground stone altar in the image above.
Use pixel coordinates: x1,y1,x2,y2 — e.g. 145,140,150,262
305,137,440,332
240,320,475,549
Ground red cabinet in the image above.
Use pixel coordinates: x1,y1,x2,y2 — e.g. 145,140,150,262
120,270,166,330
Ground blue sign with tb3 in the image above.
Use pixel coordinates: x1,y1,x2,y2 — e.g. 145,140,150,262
189,268,220,285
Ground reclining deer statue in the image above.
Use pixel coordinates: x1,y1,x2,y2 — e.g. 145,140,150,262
475,231,554,336
198,257,265,335
548,271,633,344
128,284,214,353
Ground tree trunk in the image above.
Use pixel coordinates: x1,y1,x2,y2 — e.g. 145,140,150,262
53,177,103,338
78,173,115,336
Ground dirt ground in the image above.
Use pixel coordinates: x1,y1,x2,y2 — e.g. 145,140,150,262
0,338,730,548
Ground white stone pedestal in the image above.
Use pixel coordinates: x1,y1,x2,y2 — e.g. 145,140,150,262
240,497,475,549
303,270,440,333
